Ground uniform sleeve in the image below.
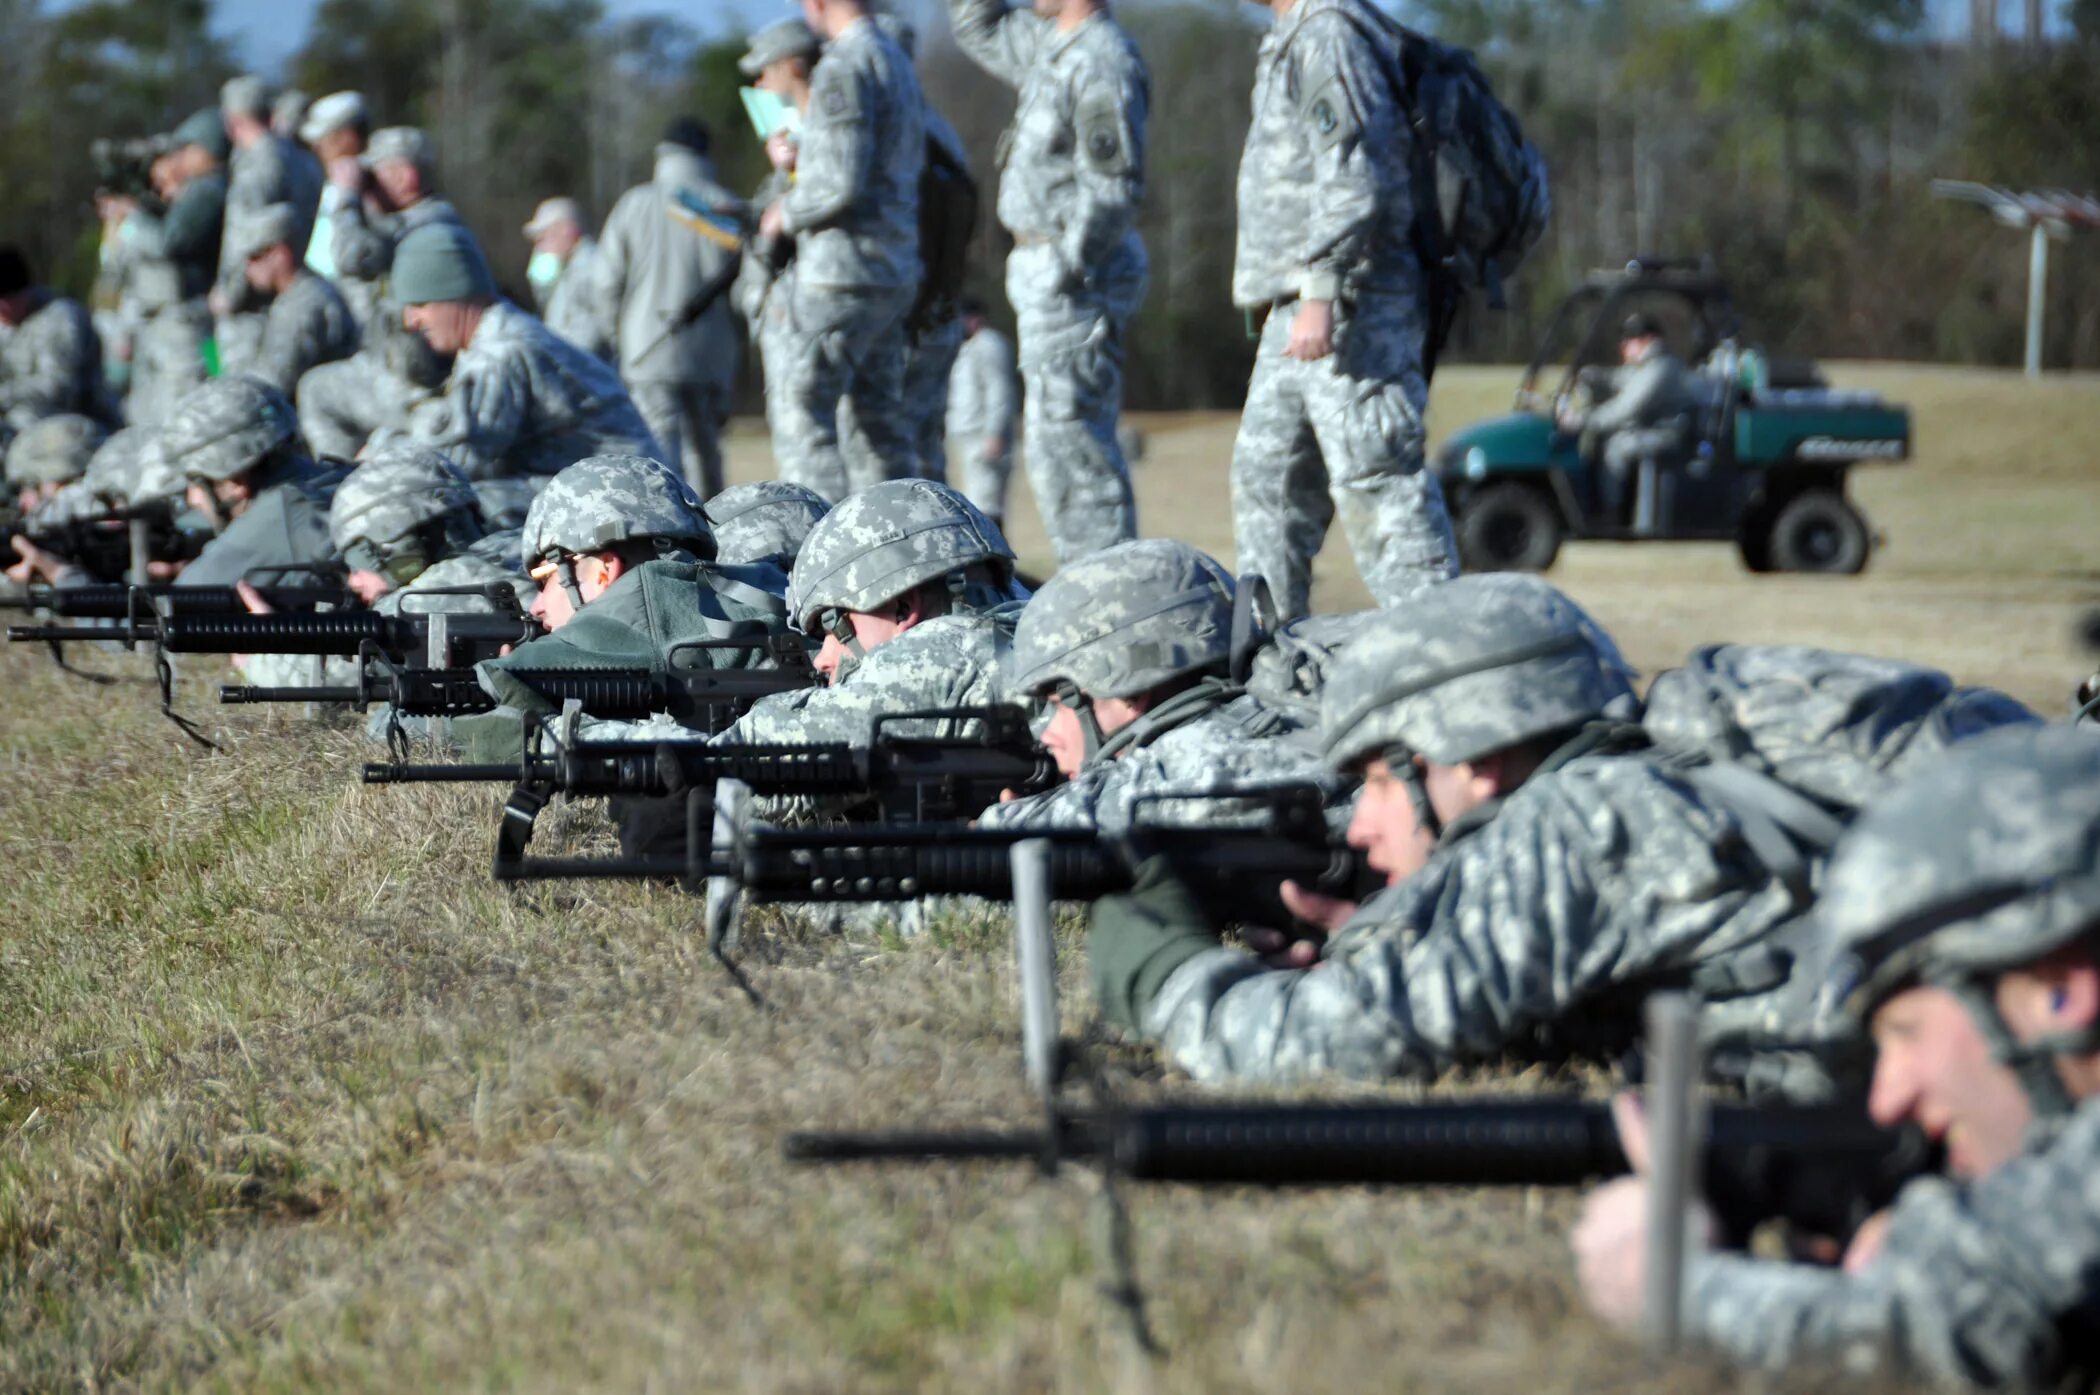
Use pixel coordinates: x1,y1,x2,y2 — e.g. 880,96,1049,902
410,357,527,479
160,184,224,267
947,0,1047,88
1290,16,1407,302
1681,1124,2100,1388
1058,61,1147,277
781,60,877,235
1129,792,1623,1084
330,200,395,281
0,309,94,415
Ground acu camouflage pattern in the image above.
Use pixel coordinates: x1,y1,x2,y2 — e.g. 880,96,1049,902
327,441,479,552
295,331,436,462
945,324,1018,520
706,480,830,570
1130,735,1802,1083
778,18,924,293
1229,0,1457,621
783,478,1013,631
399,300,660,481
5,414,108,487
82,426,154,507
950,0,1149,562
126,436,183,507
899,311,967,482
1680,723,2100,1387
249,270,356,396
1006,539,1234,700
160,375,299,482
0,293,103,429
518,453,712,565
1318,573,1635,769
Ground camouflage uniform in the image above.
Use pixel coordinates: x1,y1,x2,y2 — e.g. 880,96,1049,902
981,539,1337,835
597,146,749,497
5,415,106,492
711,481,1026,810
1679,726,2100,1388
396,299,659,482
0,292,103,432
160,376,341,590
706,479,830,573
219,124,319,375
766,16,925,500
250,269,356,397
950,0,1147,562
1087,574,1815,1082
540,235,610,360
1229,0,1458,621
945,323,1019,523
121,188,219,429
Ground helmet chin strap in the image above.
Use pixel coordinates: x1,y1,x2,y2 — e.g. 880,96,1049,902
819,607,868,685
1053,683,1107,762
555,556,588,614
1384,744,1443,841
1947,976,2087,1119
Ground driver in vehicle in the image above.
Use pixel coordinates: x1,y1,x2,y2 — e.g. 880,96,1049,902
1559,312,1705,531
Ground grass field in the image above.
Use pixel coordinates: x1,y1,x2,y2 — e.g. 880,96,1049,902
0,364,2093,1391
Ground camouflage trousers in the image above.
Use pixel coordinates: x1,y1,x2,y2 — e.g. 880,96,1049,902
1230,294,1458,621
631,378,728,499
126,301,213,428
761,280,916,503
901,313,966,483
1007,238,1144,562
296,351,423,462
950,437,1015,526
213,309,269,379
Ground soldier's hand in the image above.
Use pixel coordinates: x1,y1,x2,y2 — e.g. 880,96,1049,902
765,133,799,173
1573,1176,1651,1332
8,538,63,586
1241,924,1323,969
235,579,276,616
1286,299,1336,362
1278,878,1355,931
759,201,788,240
327,156,365,192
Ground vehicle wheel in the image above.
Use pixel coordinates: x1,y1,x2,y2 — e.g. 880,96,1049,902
1736,520,1774,573
1767,489,1870,574
1457,482,1563,573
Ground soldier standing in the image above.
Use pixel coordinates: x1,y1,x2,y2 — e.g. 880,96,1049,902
1229,0,1458,621
297,93,374,329
945,298,1019,529
596,119,748,498
949,0,1148,563
755,0,924,500
522,198,610,361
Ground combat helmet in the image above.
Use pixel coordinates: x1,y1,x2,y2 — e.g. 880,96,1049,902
82,427,153,508
160,375,300,483
6,414,108,488
1318,573,1636,776
127,436,183,508
784,479,1013,640
329,443,482,584
1008,540,1234,703
1816,723,2100,1117
707,480,831,569
519,454,713,609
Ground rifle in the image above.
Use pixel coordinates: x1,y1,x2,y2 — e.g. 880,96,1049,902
221,633,817,733
8,594,537,667
0,581,356,618
2,505,208,585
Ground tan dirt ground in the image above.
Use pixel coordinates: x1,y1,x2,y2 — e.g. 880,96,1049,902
0,364,2091,1391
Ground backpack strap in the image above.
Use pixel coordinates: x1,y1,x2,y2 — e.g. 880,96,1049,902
1679,760,1847,908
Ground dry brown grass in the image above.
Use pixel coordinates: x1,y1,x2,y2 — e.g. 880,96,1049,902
0,365,2091,1391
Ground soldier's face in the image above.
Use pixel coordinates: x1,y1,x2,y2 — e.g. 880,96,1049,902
1038,693,1147,778
1867,985,2034,1179
403,302,472,356
1346,757,1440,885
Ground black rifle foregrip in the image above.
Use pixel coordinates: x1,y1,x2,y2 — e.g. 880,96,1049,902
157,611,403,655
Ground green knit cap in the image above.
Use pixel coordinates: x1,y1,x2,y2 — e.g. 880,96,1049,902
391,222,496,306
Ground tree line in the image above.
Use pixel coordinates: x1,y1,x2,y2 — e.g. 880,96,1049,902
1,0,2095,409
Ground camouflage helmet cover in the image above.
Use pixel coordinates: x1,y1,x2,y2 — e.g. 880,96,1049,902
127,436,181,507
1818,723,2100,1022
706,480,831,568
518,454,713,566
329,442,479,553
1007,539,1235,700
5,414,109,487
1318,574,1637,770
160,375,299,482
82,426,154,505
784,479,1012,633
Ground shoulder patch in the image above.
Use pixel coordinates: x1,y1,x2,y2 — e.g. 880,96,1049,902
824,85,850,118
1076,91,1132,175
1301,75,1358,151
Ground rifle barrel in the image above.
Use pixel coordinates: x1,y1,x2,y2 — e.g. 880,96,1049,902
221,684,362,704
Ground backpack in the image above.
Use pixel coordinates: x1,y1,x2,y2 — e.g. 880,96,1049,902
1297,5,1550,369
911,135,979,335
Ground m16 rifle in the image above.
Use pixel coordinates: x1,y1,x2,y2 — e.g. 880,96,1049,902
8,590,538,666
0,581,355,619
2,504,207,585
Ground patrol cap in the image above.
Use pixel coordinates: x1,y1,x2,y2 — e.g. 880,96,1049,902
232,203,300,261
519,454,715,567
1007,539,1235,700
1817,724,2100,1023
220,74,271,118
300,91,368,145
170,109,230,161
329,443,480,553
785,479,1013,634
391,222,496,306
739,18,820,75
706,480,830,569
523,197,583,239
1318,574,1636,771
160,375,300,483
5,415,108,488
363,126,432,171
